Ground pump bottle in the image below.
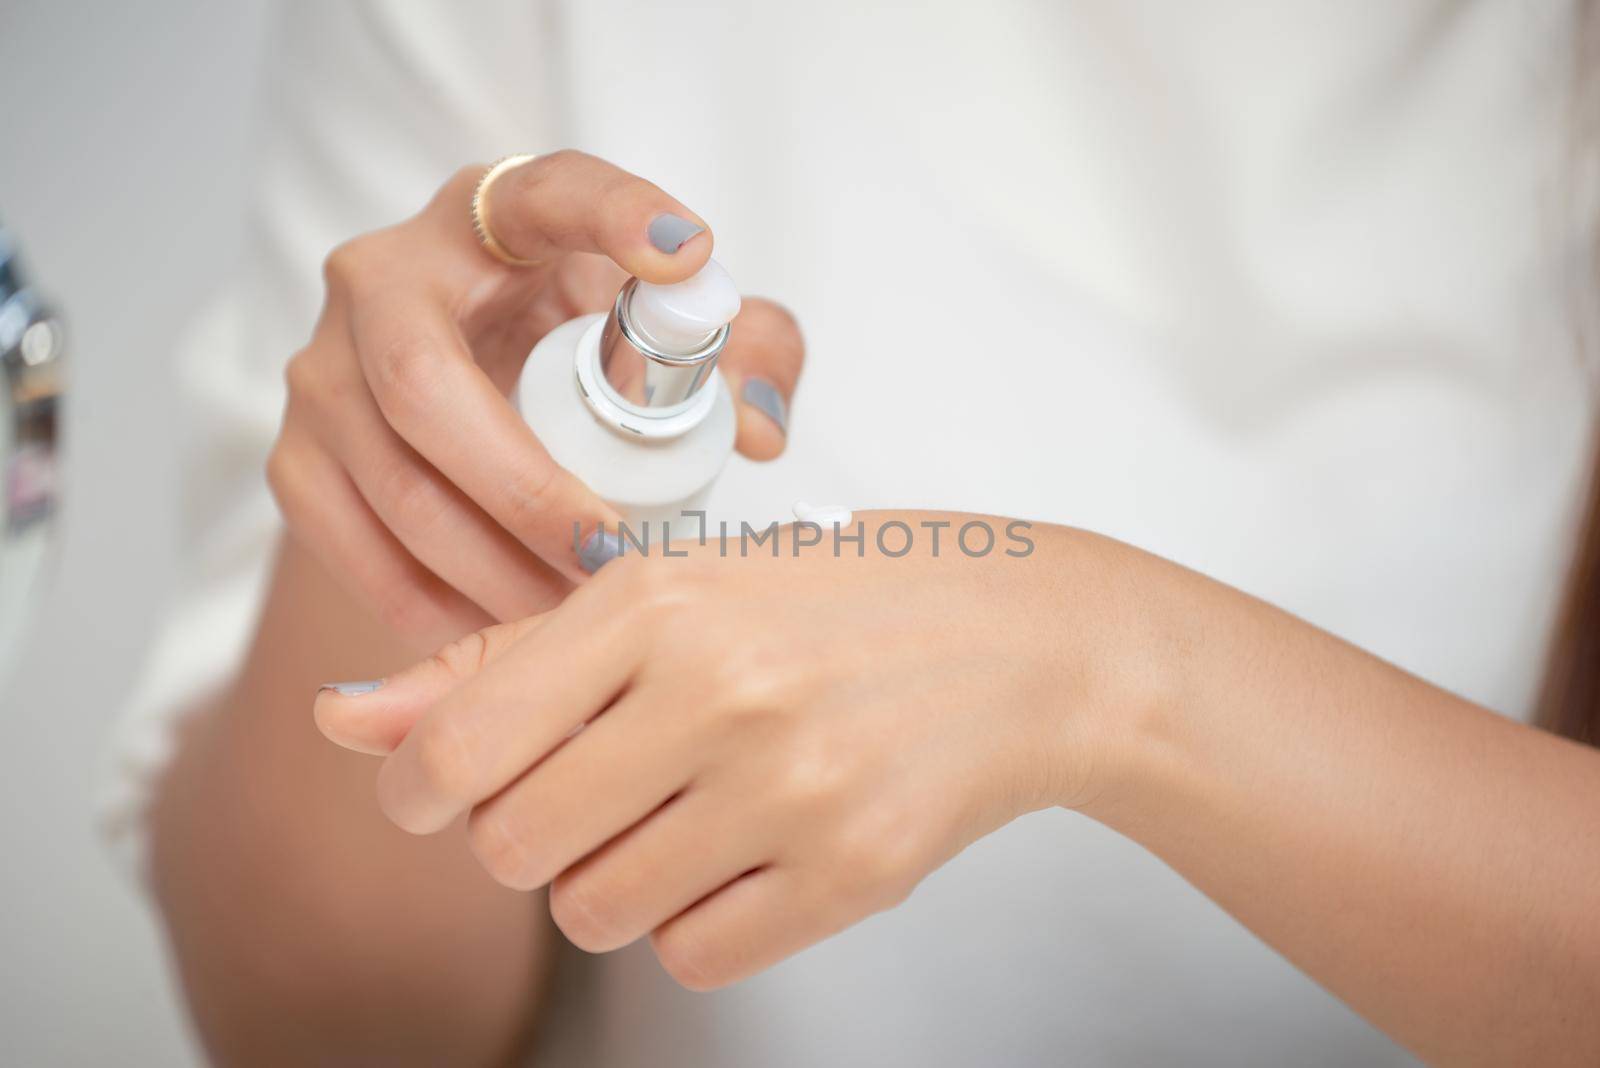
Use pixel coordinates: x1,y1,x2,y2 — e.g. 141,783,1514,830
516,259,741,529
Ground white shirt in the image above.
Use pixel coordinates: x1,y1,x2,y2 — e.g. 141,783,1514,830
107,2,1596,1064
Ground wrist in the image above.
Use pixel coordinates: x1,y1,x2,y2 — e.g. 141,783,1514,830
1017,527,1196,817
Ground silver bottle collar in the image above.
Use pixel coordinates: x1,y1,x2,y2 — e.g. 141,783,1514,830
596,278,730,412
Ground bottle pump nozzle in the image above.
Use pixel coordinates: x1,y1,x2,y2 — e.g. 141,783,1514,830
596,258,740,413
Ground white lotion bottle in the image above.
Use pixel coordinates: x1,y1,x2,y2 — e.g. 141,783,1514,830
516,259,741,529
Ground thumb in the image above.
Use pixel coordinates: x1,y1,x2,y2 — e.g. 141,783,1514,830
313,614,546,756
717,298,804,462
480,150,712,285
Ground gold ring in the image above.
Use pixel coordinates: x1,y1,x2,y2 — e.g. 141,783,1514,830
472,154,540,266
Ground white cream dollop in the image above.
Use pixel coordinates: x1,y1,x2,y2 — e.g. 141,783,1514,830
793,501,854,526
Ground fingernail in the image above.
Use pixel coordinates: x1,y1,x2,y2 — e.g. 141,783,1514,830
648,213,705,254
579,528,624,574
741,378,788,434
319,680,383,697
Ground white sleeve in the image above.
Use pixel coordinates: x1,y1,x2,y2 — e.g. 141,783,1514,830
100,0,572,879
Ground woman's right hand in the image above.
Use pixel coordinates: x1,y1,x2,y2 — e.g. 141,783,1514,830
267,152,805,652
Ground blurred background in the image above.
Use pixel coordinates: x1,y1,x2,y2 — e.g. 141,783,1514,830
0,3,269,1062
0,3,1589,1065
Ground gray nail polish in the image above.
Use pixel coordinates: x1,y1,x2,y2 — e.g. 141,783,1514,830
579,528,624,573
648,213,705,254
741,378,788,434
319,680,383,697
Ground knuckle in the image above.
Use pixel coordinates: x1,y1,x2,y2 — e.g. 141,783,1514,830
862,851,917,909
445,619,532,671
284,337,368,417
573,552,655,617
430,629,491,679
535,147,586,175
704,640,790,715
834,818,922,912
498,461,563,533
466,807,538,890
263,443,301,513
512,150,587,211
364,332,443,419
840,872,909,917
320,239,367,293
618,557,690,617
866,867,920,913
375,462,452,543
282,349,319,400
446,163,483,196
772,746,847,813
409,718,476,806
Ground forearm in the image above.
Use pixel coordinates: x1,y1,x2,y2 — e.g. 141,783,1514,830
1068,533,1600,1065
149,536,555,1067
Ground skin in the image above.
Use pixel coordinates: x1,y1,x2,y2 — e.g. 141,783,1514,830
268,151,803,649
151,153,1600,1065
149,540,550,1066
153,152,802,1064
309,516,1600,1067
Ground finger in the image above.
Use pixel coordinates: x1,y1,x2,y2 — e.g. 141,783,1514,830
470,253,629,393
545,786,772,954
715,299,803,461
463,685,701,893
267,428,489,654
313,614,544,757
349,289,622,585
649,868,833,991
375,571,644,834
486,150,712,284
318,362,572,621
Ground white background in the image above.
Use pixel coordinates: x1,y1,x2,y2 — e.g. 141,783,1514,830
1,2,268,1062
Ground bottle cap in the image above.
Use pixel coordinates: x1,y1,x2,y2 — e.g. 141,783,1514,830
596,259,739,413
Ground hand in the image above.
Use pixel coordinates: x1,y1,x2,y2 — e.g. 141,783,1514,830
314,513,1133,989
268,151,804,651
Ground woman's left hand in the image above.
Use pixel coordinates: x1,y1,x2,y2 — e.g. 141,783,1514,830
314,512,1137,988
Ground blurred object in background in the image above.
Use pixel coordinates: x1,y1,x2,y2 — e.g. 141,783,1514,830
0,223,63,686
0,4,263,1064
